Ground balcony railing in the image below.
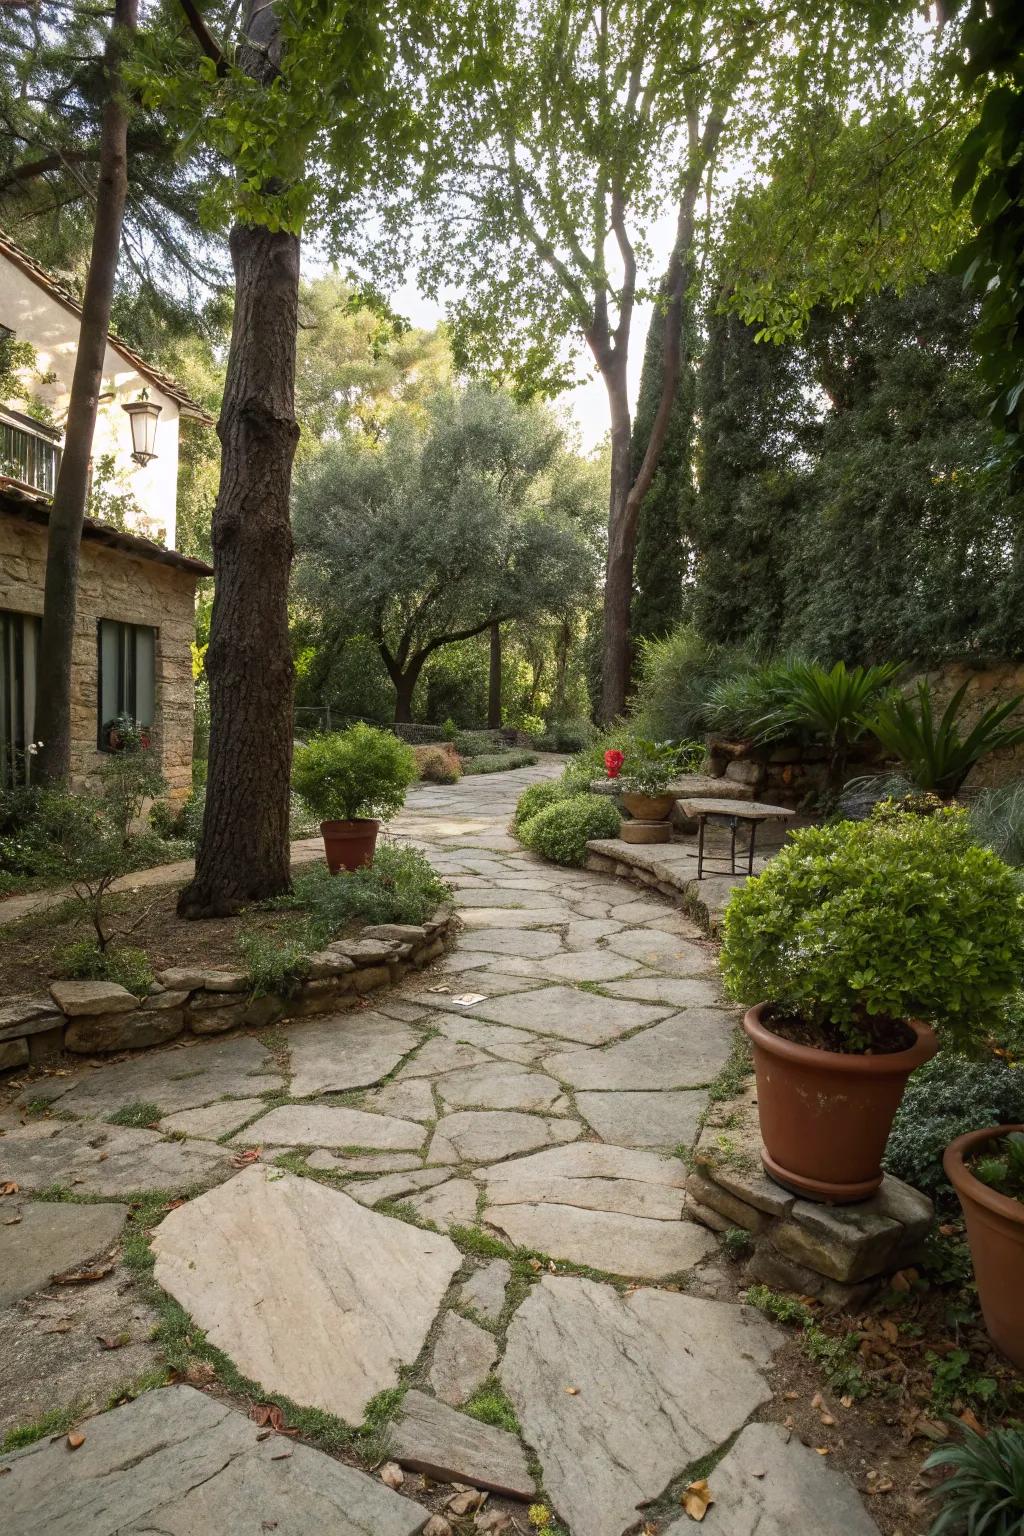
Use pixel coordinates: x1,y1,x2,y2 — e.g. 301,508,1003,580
0,410,62,496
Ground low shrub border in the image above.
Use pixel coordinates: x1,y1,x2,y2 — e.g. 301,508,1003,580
0,906,453,1066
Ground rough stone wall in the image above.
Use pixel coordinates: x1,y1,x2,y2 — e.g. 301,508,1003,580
0,513,198,804
915,660,1024,791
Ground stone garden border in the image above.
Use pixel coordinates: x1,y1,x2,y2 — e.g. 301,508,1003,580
0,906,453,1068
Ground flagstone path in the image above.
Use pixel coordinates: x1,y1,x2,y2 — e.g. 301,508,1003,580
0,762,881,1534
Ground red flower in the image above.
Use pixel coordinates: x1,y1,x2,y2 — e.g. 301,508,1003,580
604,749,624,779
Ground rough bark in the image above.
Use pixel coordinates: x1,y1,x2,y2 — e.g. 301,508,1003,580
487,620,502,729
34,0,137,783
178,223,299,915
177,0,300,918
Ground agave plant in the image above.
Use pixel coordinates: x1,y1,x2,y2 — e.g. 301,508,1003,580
926,1424,1024,1535
866,681,1024,800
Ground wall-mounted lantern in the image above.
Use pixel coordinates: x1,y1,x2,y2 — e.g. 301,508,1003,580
121,388,161,466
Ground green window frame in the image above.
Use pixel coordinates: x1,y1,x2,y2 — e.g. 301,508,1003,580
96,619,156,751
0,609,40,787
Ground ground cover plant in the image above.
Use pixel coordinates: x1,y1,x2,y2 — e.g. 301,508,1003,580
885,1053,1024,1204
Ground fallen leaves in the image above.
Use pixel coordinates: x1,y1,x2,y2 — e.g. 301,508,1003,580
422,1518,452,1536
52,1261,114,1285
0,1180,19,1196
96,1333,129,1351
446,1487,486,1516
248,1403,297,1435
231,1148,261,1169
66,1432,85,1450
681,1478,714,1521
379,1462,404,1490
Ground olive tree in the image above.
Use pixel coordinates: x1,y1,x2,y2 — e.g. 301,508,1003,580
293,386,601,721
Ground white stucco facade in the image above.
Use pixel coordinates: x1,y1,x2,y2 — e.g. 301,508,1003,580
0,244,203,548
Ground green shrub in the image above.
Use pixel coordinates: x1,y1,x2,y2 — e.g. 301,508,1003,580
441,717,458,742
454,729,506,758
969,780,1024,867
530,718,594,753
238,927,310,998
884,1053,1024,1201
292,724,416,822
630,624,754,741
721,805,1024,1052
263,842,451,943
925,1424,1024,1536
461,750,537,775
704,656,810,741
56,939,155,997
518,794,621,866
866,680,1024,799
517,713,545,739
513,779,566,828
416,746,462,784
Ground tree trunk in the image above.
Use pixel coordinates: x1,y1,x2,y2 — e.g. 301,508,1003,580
393,670,416,723
177,222,300,916
34,0,137,783
487,620,502,729
600,358,635,722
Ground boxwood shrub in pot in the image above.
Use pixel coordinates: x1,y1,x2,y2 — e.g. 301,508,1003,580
944,1126,1024,1369
292,724,417,872
720,804,1024,1203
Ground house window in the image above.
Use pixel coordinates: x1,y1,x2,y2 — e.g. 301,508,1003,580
0,609,39,787
97,620,156,750
0,410,62,496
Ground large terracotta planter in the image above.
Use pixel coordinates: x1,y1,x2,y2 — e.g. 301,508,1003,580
320,818,379,873
621,790,676,822
945,1125,1024,1369
743,1003,938,1204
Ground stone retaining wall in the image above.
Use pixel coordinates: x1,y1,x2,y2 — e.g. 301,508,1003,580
0,907,453,1069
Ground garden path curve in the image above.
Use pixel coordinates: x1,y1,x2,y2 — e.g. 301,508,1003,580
0,763,881,1535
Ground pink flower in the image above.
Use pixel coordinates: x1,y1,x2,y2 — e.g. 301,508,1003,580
604,749,624,779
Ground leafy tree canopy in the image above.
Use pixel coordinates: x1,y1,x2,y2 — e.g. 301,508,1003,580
292,385,602,718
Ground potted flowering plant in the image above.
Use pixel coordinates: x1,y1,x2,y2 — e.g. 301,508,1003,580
721,804,1024,1203
292,723,417,872
944,1126,1024,1368
617,738,684,821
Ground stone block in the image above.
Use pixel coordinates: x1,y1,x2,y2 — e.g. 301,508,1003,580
352,964,391,994
304,951,355,979
685,1171,769,1233
424,904,454,935
411,937,445,966
49,979,138,1017
724,759,763,786
0,1038,30,1071
361,923,428,944
64,1010,184,1053
327,938,399,965
0,997,64,1042
27,1024,66,1063
773,1197,906,1284
189,1001,250,1035
159,967,248,992
243,994,285,1028
142,989,190,1011
294,978,358,1016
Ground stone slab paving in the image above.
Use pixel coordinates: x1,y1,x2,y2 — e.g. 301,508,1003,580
501,1277,781,1536
427,1310,497,1405
388,1389,535,1499
18,1034,284,1117
0,1386,427,1536
152,1167,461,1423
287,1011,419,1097
0,763,884,1535
0,1198,127,1306
0,1119,232,1196
662,1421,883,1535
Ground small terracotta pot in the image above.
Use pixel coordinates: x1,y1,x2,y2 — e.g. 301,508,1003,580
620,818,672,844
743,1003,938,1204
621,790,676,822
944,1125,1024,1369
320,818,379,873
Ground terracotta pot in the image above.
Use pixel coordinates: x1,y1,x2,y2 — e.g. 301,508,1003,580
945,1125,1024,1369
743,1003,938,1204
320,818,379,873
621,790,676,821
620,818,672,845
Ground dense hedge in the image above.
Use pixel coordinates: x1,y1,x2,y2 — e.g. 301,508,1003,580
517,794,621,866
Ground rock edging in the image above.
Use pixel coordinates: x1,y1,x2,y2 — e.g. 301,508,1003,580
0,907,453,1065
